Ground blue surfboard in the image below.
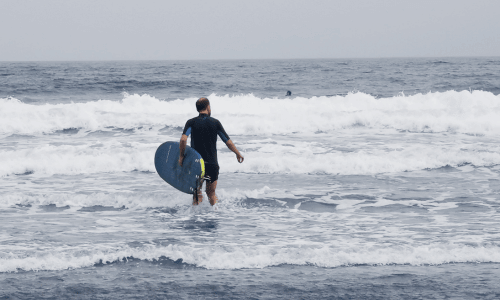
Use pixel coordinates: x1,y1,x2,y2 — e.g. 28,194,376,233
154,141,205,194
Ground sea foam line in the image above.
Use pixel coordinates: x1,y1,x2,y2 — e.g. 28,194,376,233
2,243,500,272
2,141,500,177
1,90,500,135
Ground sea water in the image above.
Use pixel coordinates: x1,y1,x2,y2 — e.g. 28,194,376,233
1,58,500,299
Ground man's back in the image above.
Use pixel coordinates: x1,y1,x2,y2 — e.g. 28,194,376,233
182,113,230,166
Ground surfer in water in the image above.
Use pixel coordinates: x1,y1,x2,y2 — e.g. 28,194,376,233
178,97,244,206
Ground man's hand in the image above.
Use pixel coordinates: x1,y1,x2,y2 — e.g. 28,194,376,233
226,140,244,163
179,134,188,166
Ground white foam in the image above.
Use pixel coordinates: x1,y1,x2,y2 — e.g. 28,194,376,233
221,142,500,175
2,243,500,272
0,94,194,135
0,190,194,210
0,186,274,209
0,142,152,176
1,90,500,135
2,139,500,177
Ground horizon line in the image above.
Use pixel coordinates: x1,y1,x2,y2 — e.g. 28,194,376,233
1,55,499,63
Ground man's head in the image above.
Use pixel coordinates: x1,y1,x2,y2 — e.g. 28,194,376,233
196,97,210,115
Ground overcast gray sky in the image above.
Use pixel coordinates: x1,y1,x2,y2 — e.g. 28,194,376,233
1,0,499,61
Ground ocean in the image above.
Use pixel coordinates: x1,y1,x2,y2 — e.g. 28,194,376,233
1,57,500,299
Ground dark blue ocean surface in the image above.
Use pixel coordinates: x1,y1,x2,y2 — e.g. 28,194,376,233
1,57,499,103
1,57,500,299
2,263,500,299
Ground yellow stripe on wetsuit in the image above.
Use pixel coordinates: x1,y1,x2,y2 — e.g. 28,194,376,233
200,158,205,178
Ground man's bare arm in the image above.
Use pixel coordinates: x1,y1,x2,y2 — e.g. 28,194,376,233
226,139,244,163
178,134,188,166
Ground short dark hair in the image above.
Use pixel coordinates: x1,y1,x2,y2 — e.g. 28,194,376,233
196,97,210,112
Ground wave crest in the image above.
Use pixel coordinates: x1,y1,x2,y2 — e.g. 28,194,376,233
1,90,499,135
2,243,499,272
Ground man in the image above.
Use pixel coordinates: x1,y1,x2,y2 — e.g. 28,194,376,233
178,97,244,206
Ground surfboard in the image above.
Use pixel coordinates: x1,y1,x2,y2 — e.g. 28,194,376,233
154,141,205,194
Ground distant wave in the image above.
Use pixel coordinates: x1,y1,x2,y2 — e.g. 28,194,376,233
1,90,500,136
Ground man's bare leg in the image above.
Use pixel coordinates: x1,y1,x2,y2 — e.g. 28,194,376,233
206,180,218,206
193,180,204,205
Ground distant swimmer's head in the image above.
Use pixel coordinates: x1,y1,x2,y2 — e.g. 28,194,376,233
196,97,211,116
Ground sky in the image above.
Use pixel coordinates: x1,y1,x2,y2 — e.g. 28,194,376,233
1,0,499,61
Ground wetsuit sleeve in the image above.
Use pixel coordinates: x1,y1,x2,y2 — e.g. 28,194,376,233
216,120,230,143
182,119,193,136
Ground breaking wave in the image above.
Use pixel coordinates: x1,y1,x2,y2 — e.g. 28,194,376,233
1,90,499,136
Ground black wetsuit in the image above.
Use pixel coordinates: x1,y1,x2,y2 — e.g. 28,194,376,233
182,113,230,182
